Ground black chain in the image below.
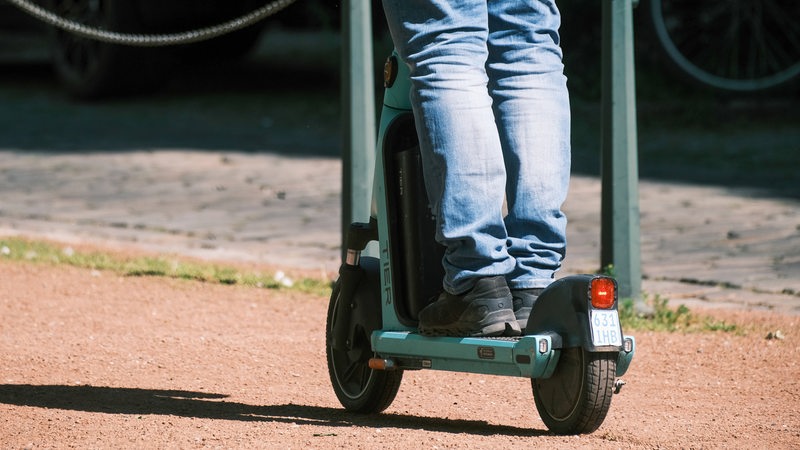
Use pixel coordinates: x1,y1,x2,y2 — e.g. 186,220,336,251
6,0,298,47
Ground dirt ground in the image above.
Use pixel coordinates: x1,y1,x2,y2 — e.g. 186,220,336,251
1,259,798,449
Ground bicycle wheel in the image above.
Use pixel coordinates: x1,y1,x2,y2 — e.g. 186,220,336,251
646,0,800,92
532,348,617,435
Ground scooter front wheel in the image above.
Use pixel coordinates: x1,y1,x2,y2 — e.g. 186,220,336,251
532,347,617,434
326,269,402,413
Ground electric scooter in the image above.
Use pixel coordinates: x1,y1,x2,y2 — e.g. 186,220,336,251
326,52,635,435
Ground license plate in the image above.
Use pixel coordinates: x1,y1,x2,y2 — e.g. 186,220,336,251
590,310,622,347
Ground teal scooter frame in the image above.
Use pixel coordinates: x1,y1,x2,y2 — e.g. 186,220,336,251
326,52,635,435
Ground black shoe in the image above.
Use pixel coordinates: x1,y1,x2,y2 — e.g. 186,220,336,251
418,276,521,337
512,288,543,331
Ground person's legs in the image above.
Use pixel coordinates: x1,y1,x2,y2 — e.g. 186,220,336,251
486,0,571,291
381,0,515,295
382,0,520,336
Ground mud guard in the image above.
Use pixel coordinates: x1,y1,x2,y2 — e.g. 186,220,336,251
524,274,622,352
330,257,382,352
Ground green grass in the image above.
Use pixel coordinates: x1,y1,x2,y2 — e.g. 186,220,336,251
0,236,332,297
619,293,737,333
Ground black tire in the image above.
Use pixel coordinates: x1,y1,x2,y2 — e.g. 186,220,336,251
326,269,402,413
643,0,800,93
47,0,167,99
532,348,617,435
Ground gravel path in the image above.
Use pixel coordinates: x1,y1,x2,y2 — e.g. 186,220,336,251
1,262,798,448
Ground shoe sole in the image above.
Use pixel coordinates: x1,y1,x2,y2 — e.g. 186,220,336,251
419,309,521,337
515,306,532,331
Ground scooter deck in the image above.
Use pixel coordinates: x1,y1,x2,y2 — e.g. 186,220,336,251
372,331,635,378
371,331,562,378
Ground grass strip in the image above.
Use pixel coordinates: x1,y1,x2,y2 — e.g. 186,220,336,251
619,295,737,333
0,236,331,297
2,236,737,332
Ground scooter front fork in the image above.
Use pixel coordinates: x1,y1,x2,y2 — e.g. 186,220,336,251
330,219,379,352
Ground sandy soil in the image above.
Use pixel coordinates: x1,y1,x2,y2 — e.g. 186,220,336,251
1,259,798,449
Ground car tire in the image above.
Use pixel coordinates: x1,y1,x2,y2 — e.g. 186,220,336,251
47,0,168,99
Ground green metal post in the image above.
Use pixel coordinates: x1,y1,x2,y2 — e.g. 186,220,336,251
600,0,642,302
341,0,376,252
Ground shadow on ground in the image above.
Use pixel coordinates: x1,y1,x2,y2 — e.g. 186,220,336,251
0,384,545,437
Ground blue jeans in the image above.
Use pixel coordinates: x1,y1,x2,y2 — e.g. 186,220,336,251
381,0,571,294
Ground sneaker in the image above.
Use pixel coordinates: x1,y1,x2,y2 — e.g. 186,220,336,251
418,276,521,337
512,288,543,331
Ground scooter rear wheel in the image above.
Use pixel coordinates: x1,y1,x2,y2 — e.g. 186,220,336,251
326,273,402,413
532,347,617,434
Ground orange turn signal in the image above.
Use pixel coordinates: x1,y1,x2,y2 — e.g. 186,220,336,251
368,358,396,371
590,277,616,309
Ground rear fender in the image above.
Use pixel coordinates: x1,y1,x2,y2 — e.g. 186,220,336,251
524,274,622,352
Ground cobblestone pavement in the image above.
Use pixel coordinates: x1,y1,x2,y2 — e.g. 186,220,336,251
1,150,797,313
2,26,797,313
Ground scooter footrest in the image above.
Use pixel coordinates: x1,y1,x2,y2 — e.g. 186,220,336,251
371,331,559,378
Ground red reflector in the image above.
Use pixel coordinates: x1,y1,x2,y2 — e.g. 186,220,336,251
591,277,616,309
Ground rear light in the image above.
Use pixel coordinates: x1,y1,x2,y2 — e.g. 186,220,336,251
590,277,616,309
